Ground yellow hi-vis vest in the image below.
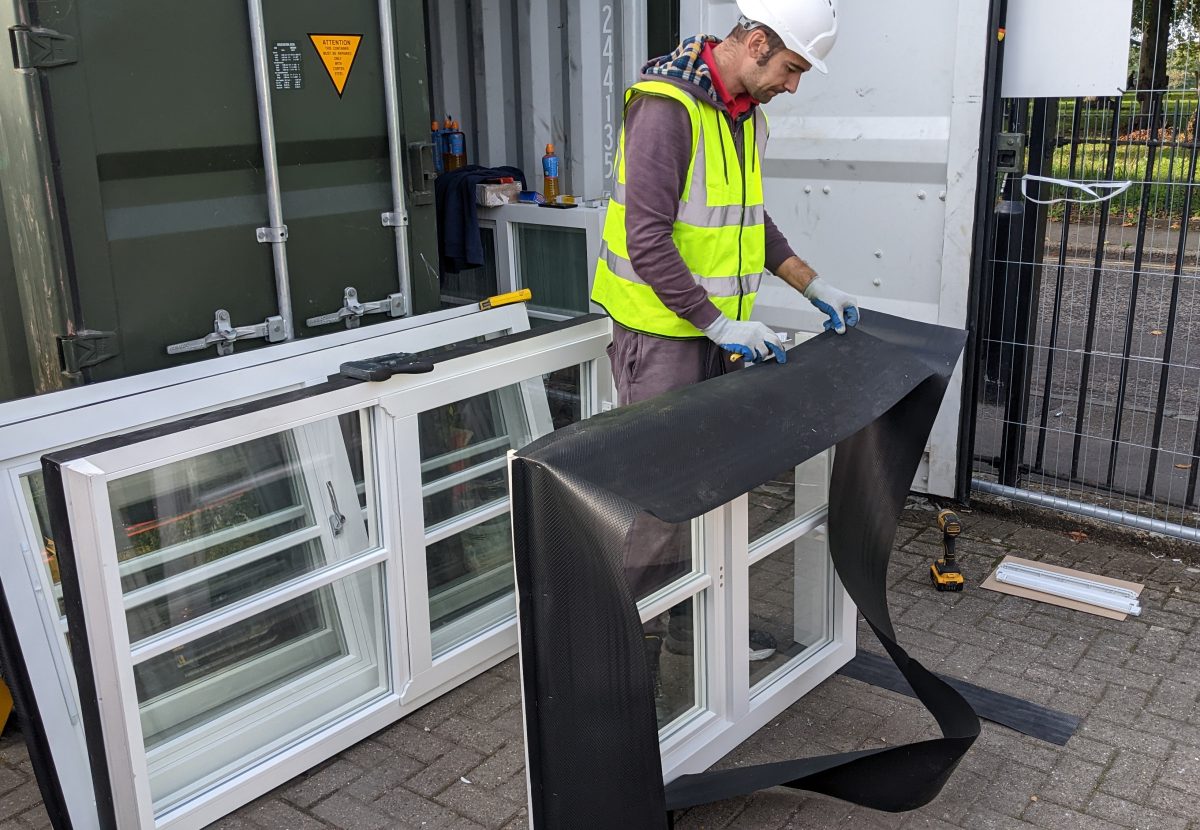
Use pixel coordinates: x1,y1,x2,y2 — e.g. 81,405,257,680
591,80,768,338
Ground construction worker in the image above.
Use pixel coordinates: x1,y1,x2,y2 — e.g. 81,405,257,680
591,0,856,714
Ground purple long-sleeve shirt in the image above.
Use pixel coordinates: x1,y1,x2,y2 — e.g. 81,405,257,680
622,74,798,332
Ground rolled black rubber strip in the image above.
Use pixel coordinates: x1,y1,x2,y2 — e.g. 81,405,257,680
511,311,976,828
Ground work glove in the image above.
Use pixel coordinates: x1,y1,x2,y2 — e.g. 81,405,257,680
803,278,860,334
702,316,787,364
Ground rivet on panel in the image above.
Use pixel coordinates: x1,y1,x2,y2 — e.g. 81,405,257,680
939,191,947,201
874,250,883,259
804,185,812,194
918,190,927,200
873,278,882,287
823,185,832,194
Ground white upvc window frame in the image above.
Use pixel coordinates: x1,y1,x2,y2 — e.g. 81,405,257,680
0,304,573,830
459,204,608,323
633,452,856,782
45,316,611,830
382,326,609,703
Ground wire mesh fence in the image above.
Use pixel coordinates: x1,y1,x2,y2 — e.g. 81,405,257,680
971,0,1200,536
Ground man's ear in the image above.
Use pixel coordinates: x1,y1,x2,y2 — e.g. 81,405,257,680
746,28,770,59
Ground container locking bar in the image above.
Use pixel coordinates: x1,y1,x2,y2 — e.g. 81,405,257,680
166,309,287,357
305,287,408,330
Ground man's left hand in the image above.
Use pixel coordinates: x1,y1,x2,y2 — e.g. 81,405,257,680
803,278,860,335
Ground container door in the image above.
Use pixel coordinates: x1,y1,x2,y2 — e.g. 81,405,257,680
679,0,991,495
13,0,436,383
0,176,34,402
261,0,440,335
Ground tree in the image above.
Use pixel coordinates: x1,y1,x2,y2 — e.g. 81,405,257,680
1132,0,1200,94
1128,1,1200,128
1134,0,1173,105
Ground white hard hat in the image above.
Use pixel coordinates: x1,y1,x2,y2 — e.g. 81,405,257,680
735,0,839,75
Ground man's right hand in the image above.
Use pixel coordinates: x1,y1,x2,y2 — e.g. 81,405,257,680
702,317,787,364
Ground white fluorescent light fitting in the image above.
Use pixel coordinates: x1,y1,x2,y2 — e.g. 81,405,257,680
995,562,1142,616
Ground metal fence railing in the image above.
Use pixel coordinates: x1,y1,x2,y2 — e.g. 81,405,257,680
970,1,1200,540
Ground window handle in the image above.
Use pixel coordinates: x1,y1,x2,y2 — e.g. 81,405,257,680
327,481,347,537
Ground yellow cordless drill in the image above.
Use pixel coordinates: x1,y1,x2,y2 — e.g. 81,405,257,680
930,509,965,592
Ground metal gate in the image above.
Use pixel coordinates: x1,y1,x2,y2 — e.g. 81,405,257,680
968,0,1200,540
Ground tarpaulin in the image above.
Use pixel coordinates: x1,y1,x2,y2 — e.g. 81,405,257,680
510,310,976,828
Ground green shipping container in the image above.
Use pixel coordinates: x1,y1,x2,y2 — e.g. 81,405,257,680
0,175,34,402
0,0,439,399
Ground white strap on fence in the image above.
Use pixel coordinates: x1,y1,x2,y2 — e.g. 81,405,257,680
1021,174,1134,205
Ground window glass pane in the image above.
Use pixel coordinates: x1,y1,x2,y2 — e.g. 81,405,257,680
544,365,582,430
420,369,587,655
428,513,513,655
514,224,589,314
643,595,699,730
441,226,498,305
339,411,372,519
107,414,376,641
748,451,830,546
139,566,388,812
625,515,695,603
419,389,523,528
20,471,64,616
749,526,833,690
18,417,373,630
124,539,323,643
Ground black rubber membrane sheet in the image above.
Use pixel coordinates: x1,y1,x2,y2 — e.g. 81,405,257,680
510,311,976,828
839,649,1081,746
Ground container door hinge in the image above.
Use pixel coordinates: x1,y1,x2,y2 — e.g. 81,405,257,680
305,286,408,329
10,27,77,70
57,330,118,374
166,310,287,357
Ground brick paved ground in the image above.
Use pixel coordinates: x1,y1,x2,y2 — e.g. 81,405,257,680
2,500,1199,829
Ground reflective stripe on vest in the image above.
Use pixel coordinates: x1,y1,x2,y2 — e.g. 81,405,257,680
591,80,769,339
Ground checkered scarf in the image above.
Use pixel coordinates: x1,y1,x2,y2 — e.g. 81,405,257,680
641,35,722,108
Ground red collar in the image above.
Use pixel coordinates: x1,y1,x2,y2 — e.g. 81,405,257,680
701,41,757,121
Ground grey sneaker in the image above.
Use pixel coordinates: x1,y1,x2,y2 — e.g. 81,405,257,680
667,622,777,661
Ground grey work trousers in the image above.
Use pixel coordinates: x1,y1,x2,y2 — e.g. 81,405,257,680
609,322,740,604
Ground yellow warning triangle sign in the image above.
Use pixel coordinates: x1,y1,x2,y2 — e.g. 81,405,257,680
309,33,363,97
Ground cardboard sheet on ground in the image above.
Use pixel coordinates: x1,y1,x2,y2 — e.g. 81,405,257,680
511,311,976,829
981,554,1145,620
